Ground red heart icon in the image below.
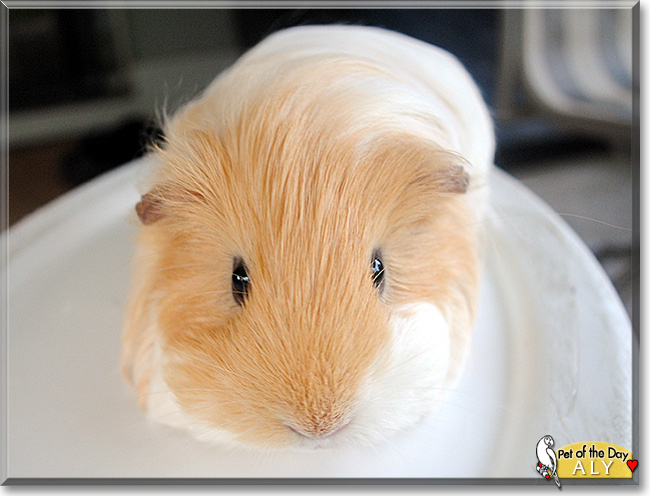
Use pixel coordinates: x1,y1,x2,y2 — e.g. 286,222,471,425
627,459,638,472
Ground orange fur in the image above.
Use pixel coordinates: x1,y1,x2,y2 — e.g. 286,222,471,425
122,26,489,448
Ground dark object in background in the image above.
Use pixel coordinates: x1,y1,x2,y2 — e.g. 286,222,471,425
9,10,129,112
62,119,163,187
235,9,499,105
495,129,612,171
17,9,614,190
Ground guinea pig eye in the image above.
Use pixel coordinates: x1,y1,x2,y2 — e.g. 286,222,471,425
370,252,385,292
232,260,250,306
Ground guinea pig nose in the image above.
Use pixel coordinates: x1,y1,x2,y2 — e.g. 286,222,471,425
286,419,350,439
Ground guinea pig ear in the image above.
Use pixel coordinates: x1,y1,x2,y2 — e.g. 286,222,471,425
372,134,472,195
136,191,165,225
430,154,471,194
135,186,206,224
402,145,472,195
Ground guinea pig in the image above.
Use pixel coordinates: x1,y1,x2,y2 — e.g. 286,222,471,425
121,24,494,450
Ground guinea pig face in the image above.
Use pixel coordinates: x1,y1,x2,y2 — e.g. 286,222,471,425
122,77,480,451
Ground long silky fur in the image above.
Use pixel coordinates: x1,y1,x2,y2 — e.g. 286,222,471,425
121,25,494,450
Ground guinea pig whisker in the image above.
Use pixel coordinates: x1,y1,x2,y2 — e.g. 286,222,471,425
125,256,218,272
151,262,217,273
166,346,250,382
137,386,236,398
145,403,217,421
379,345,439,377
487,208,631,234
146,401,242,422
556,212,632,232
182,289,231,300
425,206,620,246
127,251,207,267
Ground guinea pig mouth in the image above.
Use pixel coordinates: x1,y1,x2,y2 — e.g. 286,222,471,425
285,419,352,443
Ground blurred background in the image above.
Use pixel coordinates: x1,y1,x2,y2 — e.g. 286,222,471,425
8,8,637,318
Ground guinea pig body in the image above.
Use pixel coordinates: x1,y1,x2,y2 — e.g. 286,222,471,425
121,25,495,450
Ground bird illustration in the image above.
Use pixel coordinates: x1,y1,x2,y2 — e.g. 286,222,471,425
536,435,561,488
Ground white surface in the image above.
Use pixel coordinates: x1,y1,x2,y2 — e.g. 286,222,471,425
4,159,632,480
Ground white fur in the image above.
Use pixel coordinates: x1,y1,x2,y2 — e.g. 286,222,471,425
347,303,451,446
145,337,240,447
205,25,494,177
146,303,451,449
291,303,452,449
180,26,493,218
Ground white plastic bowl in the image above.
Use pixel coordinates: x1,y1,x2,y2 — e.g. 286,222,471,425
4,159,632,480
